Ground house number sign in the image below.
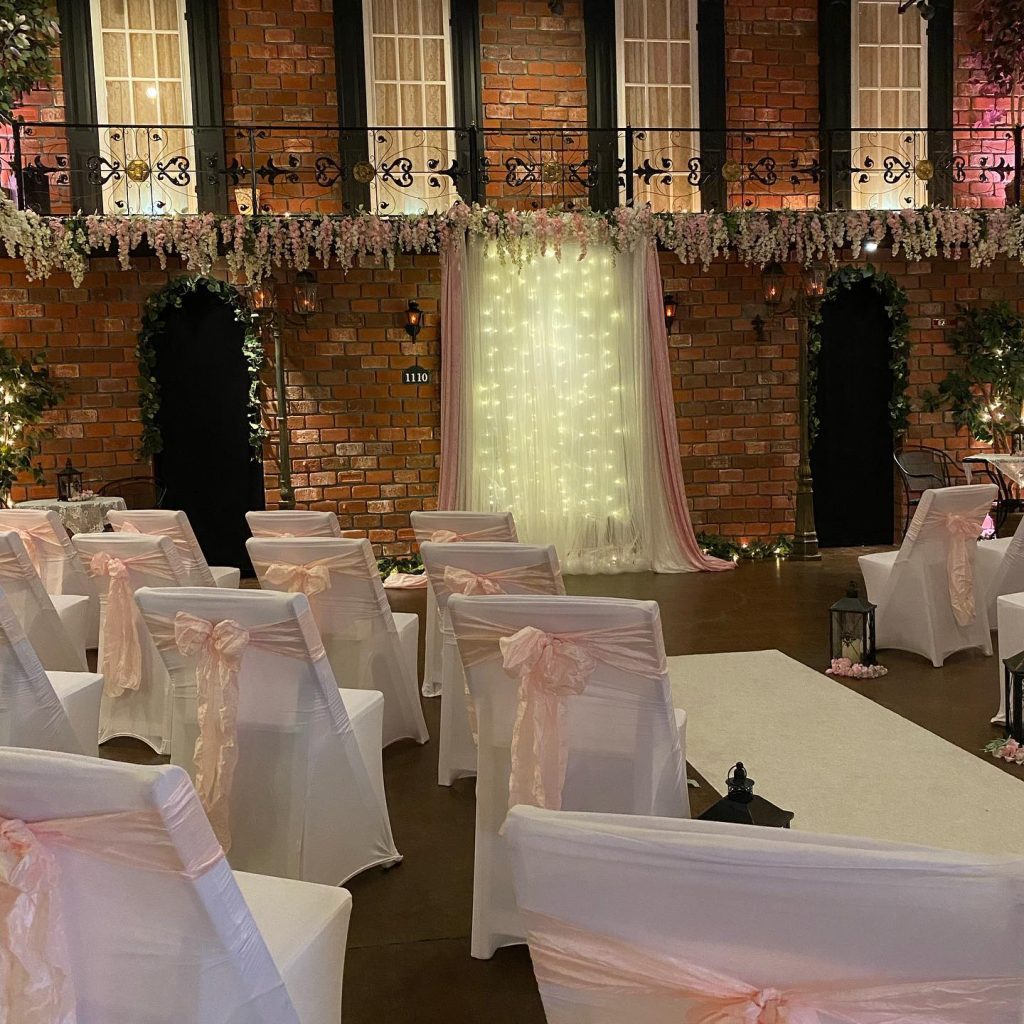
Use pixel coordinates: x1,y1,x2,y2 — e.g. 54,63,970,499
402,364,431,384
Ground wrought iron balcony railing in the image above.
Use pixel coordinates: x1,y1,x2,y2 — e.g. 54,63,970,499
2,120,1021,216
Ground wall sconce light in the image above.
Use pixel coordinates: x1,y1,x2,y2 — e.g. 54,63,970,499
663,294,678,333
801,261,828,301
761,262,785,310
405,300,423,340
292,270,318,318
247,274,278,324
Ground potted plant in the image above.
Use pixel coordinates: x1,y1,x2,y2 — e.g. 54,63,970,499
923,302,1024,453
0,346,63,507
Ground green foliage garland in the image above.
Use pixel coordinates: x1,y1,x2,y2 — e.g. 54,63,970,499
0,3,59,122
807,265,911,445
377,553,425,580
696,533,793,562
0,346,63,505
137,276,267,460
922,301,1024,451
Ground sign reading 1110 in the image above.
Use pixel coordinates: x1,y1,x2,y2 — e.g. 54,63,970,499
402,365,430,384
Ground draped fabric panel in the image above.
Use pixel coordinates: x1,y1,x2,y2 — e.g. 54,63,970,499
440,236,730,574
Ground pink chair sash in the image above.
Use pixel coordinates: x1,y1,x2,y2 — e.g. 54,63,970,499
523,911,1024,1024
943,514,982,626
438,562,562,603
115,520,203,571
454,613,668,810
88,550,178,698
0,524,65,576
0,547,40,582
254,551,371,598
0,778,223,1024
144,610,325,852
415,522,516,544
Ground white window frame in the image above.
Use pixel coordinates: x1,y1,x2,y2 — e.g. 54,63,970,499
614,0,701,212
89,0,197,214
850,0,928,209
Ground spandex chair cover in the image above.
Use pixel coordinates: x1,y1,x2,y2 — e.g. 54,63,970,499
0,530,88,672
108,508,241,589
135,586,402,883
411,511,518,697
421,541,563,786
450,594,689,959
0,508,100,646
859,485,996,667
504,806,1024,1024
246,509,343,538
976,514,1024,625
0,586,102,754
73,533,189,755
248,536,428,747
0,748,352,1024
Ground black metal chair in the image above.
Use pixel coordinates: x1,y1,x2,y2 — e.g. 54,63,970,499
97,476,167,510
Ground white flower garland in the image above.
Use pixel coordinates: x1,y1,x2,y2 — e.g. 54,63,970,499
3,199,1024,287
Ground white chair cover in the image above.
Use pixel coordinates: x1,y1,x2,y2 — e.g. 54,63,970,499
450,594,689,959
421,541,564,786
411,511,518,697
505,806,1024,1024
135,586,402,884
248,536,428,747
0,747,352,1024
859,485,996,667
247,509,343,537
0,507,100,646
976,514,1024,625
108,508,241,589
0,530,87,672
994,593,1024,723
0,586,102,755
72,533,189,755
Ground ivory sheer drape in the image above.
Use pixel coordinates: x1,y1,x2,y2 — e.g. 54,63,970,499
443,236,728,574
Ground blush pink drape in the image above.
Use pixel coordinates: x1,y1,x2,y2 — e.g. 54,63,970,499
437,235,731,572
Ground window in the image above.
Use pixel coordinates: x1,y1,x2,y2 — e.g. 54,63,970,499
362,0,456,213
616,0,700,212
89,0,197,214
851,0,927,209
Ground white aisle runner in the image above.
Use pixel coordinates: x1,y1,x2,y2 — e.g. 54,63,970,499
670,649,1024,856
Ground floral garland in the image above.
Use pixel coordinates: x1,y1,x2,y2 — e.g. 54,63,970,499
807,264,911,443
5,200,1024,286
696,533,793,562
137,275,266,459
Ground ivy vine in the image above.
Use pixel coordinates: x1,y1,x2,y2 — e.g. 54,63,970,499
137,275,267,460
807,264,911,445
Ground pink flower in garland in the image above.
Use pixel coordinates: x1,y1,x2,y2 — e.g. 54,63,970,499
826,657,888,680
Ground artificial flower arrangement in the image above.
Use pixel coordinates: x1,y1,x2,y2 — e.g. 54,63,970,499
985,736,1024,764
826,657,888,680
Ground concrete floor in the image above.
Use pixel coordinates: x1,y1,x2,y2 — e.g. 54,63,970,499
101,549,1016,1023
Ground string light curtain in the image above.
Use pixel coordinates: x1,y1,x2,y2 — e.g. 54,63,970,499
440,237,730,575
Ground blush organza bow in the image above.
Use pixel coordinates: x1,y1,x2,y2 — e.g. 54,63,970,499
90,552,143,698
262,561,332,597
944,513,982,626
443,566,506,596
173,612,250,852
430,529,461,543
499,626,597,810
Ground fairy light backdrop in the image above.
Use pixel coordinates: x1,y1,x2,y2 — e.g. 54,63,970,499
461,239,683,574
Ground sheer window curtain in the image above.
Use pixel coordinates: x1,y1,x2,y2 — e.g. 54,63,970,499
440,236,730,575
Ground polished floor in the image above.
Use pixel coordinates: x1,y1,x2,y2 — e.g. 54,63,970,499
101,549,1014,1023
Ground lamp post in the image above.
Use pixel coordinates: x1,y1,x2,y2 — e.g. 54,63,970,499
760,260,828,561
246,270,318,510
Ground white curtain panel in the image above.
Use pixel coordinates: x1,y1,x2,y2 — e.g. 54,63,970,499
460,239,691,574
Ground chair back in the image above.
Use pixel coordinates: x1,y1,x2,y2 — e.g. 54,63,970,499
411,510,518,545
421,542,564,634
246,510,343,538
893,445,953,495
0,747,301,1023
134,586,383,880
0,508,91,594
898,485,997,565
97,476,166,508
108,508,216,586
505,807,1024,1022
0,530,86,671
0,587,84,753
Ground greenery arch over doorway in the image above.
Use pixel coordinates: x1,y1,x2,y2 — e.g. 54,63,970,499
807,264,911,444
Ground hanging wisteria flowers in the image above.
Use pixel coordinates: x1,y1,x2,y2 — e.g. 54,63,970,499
5,198,1024,287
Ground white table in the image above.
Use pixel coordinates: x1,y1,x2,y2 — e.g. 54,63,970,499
16,496,127,534
964,453,1024,488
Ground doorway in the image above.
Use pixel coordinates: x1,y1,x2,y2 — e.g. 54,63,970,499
151,281,264,572
810,278,894,547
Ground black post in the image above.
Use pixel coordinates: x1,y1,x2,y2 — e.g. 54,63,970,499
1014,125,1023,207
11,119,24,210
468,123,483,205
624,125,634,206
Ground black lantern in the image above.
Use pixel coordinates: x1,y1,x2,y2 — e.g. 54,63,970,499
292,270,318,317
698,762,794,828
1012,423,1024,456
761,262,785,308
829,581,877,666
663,294,678,332
56,458,83,501
801,260,829,301
404,300,423,340
1004,652,1024,743
246,274,278,324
